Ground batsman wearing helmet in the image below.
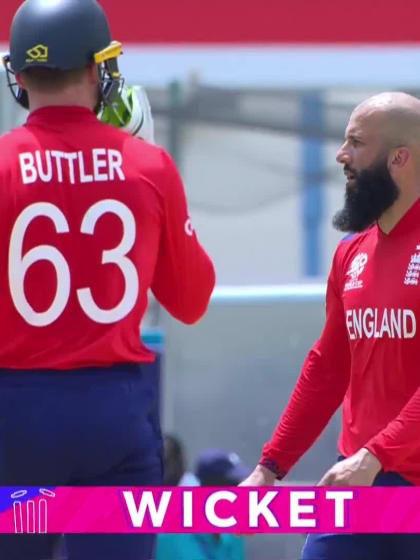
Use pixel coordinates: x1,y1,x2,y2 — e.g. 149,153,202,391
0,1,215,559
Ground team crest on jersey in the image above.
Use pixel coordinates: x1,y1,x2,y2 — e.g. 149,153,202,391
404,245,420,286
344,252,368,292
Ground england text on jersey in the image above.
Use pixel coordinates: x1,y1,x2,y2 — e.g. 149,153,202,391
19,149,125,185
346,308,416,340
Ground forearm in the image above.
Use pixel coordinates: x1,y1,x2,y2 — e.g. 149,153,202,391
365,386,420,471
261,343,349,477
260,249,351,478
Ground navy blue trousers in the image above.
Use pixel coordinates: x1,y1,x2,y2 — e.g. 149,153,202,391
302,468,420,560
0,364,163,560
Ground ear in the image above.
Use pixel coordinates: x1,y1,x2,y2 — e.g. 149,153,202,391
87,63,99,85
390,147,410,169
15,72,25,88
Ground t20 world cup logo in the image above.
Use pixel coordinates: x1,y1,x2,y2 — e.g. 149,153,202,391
347,253,368,280
11,488,56,533
344,252,368,292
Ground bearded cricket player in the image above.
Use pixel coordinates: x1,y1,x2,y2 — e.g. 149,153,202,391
242,92,420,560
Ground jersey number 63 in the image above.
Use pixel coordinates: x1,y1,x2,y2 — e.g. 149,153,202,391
8,200,139,327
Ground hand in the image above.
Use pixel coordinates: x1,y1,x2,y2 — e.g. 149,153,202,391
318,448,382,486
98,85,155,144
122,85,155,144
239,464,277,487
236,464,277,538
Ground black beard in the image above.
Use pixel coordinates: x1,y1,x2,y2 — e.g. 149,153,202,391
333,159,400,233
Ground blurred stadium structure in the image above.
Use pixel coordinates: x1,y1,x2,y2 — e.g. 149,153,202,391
0,67,419,559
149,82,377,279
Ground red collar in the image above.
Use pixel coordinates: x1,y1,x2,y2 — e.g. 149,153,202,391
27,106,98,125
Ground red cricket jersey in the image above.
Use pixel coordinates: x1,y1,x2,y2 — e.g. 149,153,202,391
261,198,420,484
0,106,215,369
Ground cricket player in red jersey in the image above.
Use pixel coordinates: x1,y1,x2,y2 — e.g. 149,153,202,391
242,92,420,559
0,0,215,558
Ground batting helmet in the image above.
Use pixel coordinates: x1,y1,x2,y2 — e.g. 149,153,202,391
3,0,124,111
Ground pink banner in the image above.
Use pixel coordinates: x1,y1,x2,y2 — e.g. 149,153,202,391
2,487,420,534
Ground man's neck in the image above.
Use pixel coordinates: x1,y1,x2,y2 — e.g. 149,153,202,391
378,190,420,234
28,90,95,113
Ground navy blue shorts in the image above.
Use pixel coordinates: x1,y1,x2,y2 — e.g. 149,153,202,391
0,363,163,560
302,467,420,560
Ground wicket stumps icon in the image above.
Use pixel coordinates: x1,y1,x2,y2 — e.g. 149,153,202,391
12,488,56,534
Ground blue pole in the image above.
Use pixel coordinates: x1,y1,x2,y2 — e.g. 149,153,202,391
301,91,325,277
